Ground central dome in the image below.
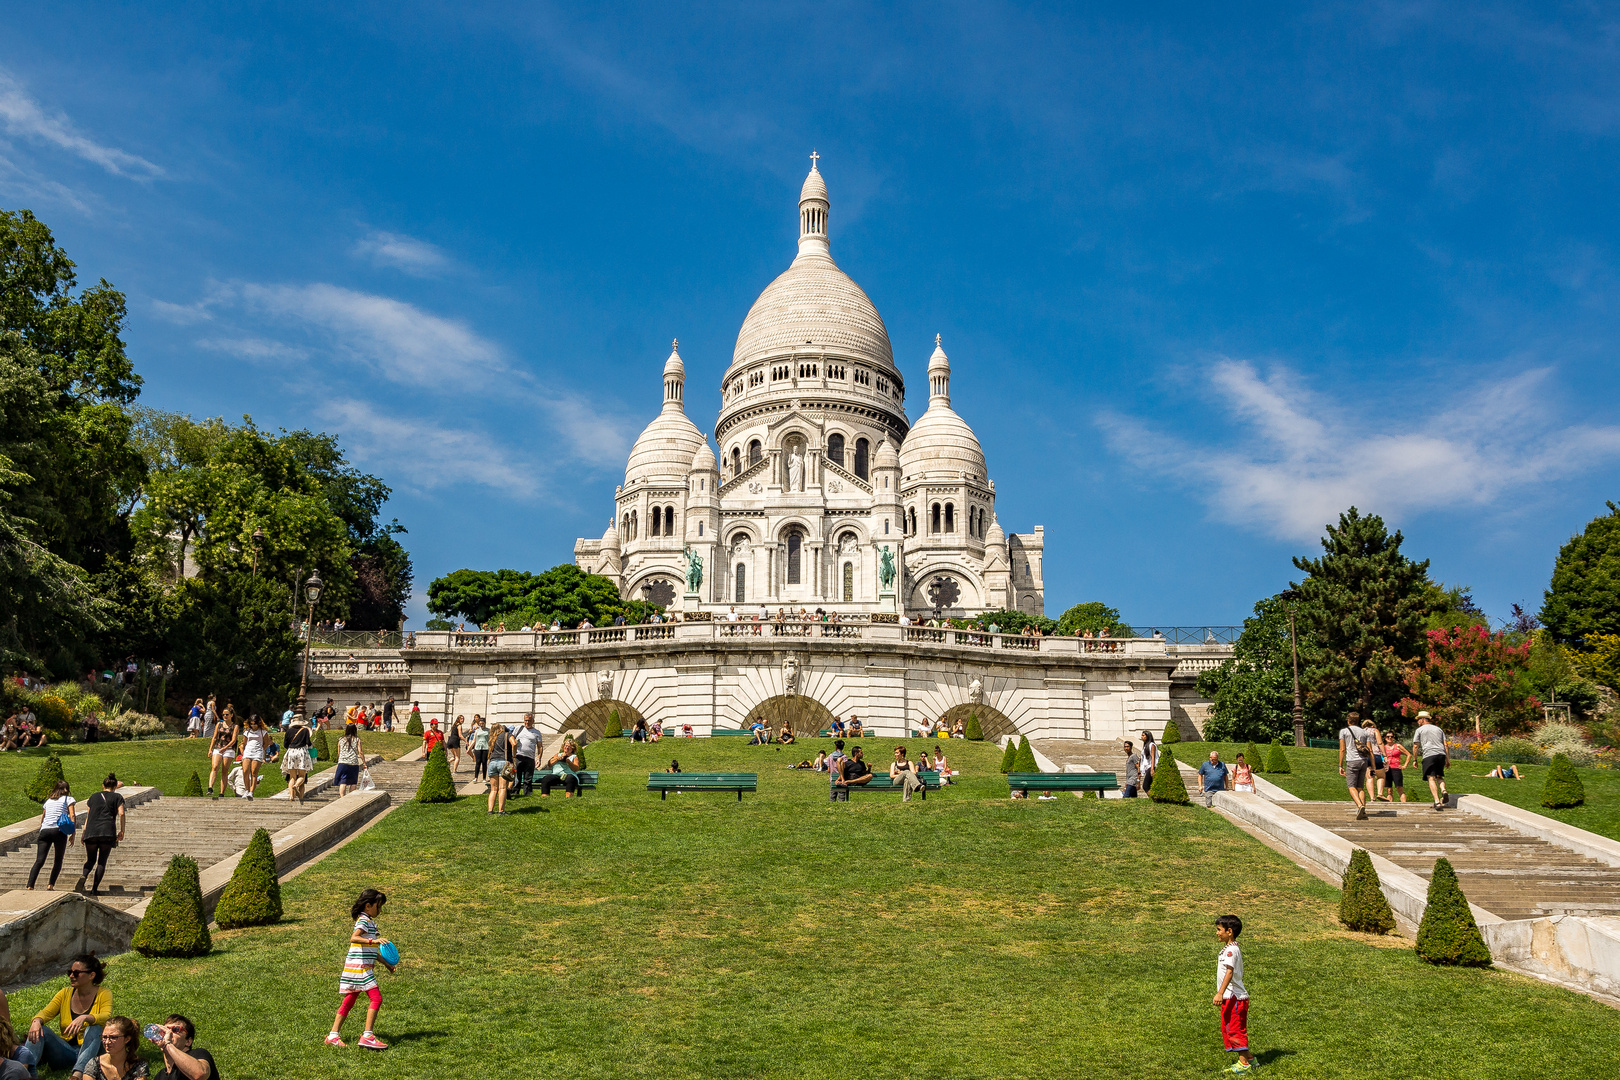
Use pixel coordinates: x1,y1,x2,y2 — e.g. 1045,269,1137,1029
729,163,897,376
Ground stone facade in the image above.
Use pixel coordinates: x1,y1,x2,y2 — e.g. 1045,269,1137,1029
574,161,1045,619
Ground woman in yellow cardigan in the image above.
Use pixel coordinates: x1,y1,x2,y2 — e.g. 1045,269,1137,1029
19,954,109,1075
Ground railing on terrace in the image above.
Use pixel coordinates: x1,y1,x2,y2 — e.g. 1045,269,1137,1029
310,659,409,677
1145,626,1242,645
302,629,405,649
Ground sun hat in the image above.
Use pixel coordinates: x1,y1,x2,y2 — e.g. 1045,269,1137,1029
1416,710,1431,719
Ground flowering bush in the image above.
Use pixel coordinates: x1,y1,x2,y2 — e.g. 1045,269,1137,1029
1399,626,1541,734
101,712,166,740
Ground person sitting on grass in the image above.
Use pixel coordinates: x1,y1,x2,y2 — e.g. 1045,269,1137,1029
748,718,769,745
19,953,109,1075
811,750,829,772
149,1014,219,1080
539,740,584,797
666,760,682,773
778,721,796,745
1479,763,1524,779
950,718,965,739
81,1015,145,1079
23,718,48,748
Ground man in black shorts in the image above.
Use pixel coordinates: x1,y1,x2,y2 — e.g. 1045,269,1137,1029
1411,711,1450,811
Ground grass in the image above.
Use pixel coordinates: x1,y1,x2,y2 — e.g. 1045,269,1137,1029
0,732,421,826
9,735,1620,1079
1177,740,1620,840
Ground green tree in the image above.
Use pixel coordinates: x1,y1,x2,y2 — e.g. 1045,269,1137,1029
974,609,1059,636
405,713,423,736
166,575,300,718
1012,737,1040,774
181,771,203,797
1542,753,1586,809
1293,508,1431,726
214,827,283,928
1541,502,1620,644
1160,718,1181,744
132,854,211,958
1397,626,1541,735
604,709,623,738
25,752,65,802
963,713,983,740
1055,602,1135,638
314,728,330,762
1266,738,1292,774
1339,848,1396,934
1244,742,1264,774
416,747,457,802
1414,857,1491,966
1150,749,1191,804
999,737,1018,773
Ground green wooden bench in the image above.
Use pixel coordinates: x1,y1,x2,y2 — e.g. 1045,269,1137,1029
531,770,599,796
647,772,758,801
1006,772,1118,796
710,729,756,738
845,770,943,799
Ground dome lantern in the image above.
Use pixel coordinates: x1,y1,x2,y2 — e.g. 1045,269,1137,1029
928,334,950,404
799,151,830,255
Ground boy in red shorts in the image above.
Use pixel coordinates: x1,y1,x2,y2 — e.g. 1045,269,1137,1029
1213,914,1255,1073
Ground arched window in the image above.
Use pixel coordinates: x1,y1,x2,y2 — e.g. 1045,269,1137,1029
735,564,746,603
843,562,854,602
787,531,802,584
908,507,917,535
651,506,662,536
827,433,845,467
621,513,630,536
854,438,869,479
698,522,704,536
631,510,638,539
931,503,941,534
666,505,676,535
731,448,741,476
945,503,955,533
884,519,890,535
748,440,762,466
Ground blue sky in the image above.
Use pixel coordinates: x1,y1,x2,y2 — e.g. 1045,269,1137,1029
5,2,1620,629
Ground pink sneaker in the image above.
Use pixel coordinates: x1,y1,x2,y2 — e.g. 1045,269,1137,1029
324,1033,346,1047
358,1033,388,1051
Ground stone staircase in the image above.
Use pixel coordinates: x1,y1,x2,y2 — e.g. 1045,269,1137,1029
1286,801,1620,923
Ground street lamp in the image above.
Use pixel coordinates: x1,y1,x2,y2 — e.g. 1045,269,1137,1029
1281,588,1305,749
295,570,324,724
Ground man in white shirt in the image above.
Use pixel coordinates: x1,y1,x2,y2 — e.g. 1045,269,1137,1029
513,714,546,796
1411,710,1450,811
1338,710,1375,821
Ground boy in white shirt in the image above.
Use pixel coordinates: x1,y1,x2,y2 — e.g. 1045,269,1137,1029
1212,914,1255,1073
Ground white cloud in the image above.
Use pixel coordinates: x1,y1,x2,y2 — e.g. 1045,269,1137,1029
237,282,506,388
353,230,449,276
318,398,540,499
0,69,162,179
1104,359,1620,541
196,336,309,363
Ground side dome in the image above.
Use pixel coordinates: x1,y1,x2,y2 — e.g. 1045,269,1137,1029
602,518,621,551
690,441,718,472
874,438,899,469
626,341,707,485
898,336,988,480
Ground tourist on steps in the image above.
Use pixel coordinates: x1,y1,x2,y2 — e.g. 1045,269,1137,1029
1338,711,1376,821
1377,730,1408,802
1411,711,1450,811
1197,751,1231,808
27,780,75,891
334,724,365,797
79,773,125,897
206,714,237,799
445,714,463,773
283,719,315,804
1122,741,1142,798
1140,730,1158,792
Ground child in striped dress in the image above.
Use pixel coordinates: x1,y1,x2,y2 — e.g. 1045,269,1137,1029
327,888,394,1050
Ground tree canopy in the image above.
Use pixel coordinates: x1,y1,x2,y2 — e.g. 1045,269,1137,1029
1197,594,1323,741
1541,502,1620,645
1054,602,1134,637
428,564,658,628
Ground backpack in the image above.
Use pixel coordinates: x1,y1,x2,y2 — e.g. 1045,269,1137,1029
1348,725,1374,758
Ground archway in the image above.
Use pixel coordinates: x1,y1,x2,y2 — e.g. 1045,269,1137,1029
562,699,646,742
936,702,1018,741
737,694,837,735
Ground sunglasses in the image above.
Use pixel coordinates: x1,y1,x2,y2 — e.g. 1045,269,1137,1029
68,969,91,977
103,1033,126,1042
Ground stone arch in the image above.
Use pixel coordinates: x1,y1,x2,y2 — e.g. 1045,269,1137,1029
563,699,646,742
938,702,1017,741
736,694,837,735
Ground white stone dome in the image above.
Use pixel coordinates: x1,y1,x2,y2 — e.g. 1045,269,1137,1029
602,518,620,550
899,337,987,481
626,342,706,485
690,441,718,472
874,438,899,470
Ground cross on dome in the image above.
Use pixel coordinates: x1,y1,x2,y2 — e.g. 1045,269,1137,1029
809,149,819,169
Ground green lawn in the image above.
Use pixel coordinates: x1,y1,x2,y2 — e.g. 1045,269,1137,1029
9,735,1620,1079
1173,740,1620,839
0,732,421,826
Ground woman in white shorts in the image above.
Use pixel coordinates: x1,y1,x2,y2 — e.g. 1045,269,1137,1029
207,712,239,799
240,715,269,799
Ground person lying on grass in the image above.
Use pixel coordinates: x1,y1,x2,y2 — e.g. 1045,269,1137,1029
1477,764,1524,780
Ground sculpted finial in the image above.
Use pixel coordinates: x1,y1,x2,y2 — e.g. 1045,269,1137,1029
809,149,819,170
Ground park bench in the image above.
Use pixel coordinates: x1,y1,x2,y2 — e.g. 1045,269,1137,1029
647,772,758,801
532,770,599,796
711,729,755,738
1006,772,1118,796
843,770,943,799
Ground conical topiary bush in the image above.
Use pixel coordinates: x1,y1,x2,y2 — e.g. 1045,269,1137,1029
1160,720,1181,744
416,747,457,803
1245,742,1264,774
313,728,330,762
999,737,1018,773
1415,857,1491,966
1150,749,1192,804
214,828,282,929
181,771,203,797
25,753,66,802
405,713,423,737
132,854,211,958
604,710,623,738
1012,737,1040,774
1340,848,1396,934
964,713,983,740
573,741,587,770
1266,738,1292,774
1542,753,1585,809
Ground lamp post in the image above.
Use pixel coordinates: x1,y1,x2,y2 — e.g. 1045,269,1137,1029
1281,588,1305,748
295,570,324,724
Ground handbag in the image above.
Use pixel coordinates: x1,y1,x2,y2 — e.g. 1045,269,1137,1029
56,807,76,835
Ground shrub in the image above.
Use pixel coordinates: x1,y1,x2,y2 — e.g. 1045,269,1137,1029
1340,848,1396,934
604,710,623,738
100,711,166,740
416,747,457,803
182,771,203,797
1532,721,1596,767
1150,749,1191,804
405,714,423,737
574,741,587,770
1542,753,1586,809
132,855,212,958
964,713,983,740
999,737,1018,774
31,694,75,735
1160,719,1181,744
1414,857,1491,966
214,828,283,928
1012,737,1040,774
1266,738,1292,774
1244,741,1264,774
25,754,66,803
314,729,330,762
1486,736,1546,765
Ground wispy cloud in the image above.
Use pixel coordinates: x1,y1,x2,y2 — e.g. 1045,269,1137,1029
1104,359,1620,542
237,283,506,388
318,398,540,499
0,68,162,179
197,336,309,363
353,230,449,276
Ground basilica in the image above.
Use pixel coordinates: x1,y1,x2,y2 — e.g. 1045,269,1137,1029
573,160,1046,619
